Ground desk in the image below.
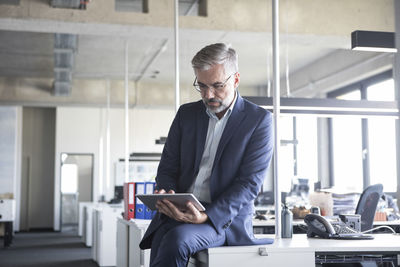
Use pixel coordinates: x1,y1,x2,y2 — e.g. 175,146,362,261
116,218,151,267
252,218,400,235
0,199,15,247
253,219,307,234
78,201,92,237
92,205,123,267
79,202,100,247
191,234,400,267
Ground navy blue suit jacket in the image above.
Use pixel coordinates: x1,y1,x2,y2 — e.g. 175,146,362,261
139,94,274,249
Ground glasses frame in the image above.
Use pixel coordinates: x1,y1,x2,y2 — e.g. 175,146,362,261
193,73,235,93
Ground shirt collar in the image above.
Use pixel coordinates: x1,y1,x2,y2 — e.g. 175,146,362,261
206,90,238,120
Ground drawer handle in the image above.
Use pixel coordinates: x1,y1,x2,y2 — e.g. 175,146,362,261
258,247,268,256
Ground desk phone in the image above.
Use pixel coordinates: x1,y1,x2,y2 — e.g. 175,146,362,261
304,214,374,240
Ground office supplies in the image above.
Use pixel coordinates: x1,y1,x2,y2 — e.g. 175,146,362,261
136,193,206,212
123,182,135,220
135,182,146,219
144,182,156,219
304,213,373,240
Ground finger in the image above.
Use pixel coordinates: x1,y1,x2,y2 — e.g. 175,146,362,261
156,201,173,217
168,189,175,194
162,200,186,221
184,202,200,223
156,189,166,194
162,199,179,214
186,202,199,216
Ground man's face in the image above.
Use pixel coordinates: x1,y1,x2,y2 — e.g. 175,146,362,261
195,64,240,116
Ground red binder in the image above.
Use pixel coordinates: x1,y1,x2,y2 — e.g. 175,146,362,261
123,182,135,220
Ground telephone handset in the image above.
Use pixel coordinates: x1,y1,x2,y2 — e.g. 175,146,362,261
304,213,336,238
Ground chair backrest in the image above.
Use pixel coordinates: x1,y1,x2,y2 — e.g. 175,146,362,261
355,184,383,232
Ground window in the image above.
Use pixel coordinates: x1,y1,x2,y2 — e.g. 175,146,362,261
279,116,295,193
367,79,397,192
331,116,363,192
278,116,318,193
179,0,207,16
367,79,395,101
296,116,318,187
0,0,20,5
328,72,397,192
61,164,78,193
115,0,149,13
331,90,363,192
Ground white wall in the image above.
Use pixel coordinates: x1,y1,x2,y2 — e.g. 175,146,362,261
55,107,101,230
0,106,21,231
54,106,175,230
0,106,17,195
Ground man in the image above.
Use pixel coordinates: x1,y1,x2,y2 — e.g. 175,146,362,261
139,43,274,267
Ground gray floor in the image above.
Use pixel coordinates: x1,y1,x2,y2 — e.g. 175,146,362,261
0,226,98,267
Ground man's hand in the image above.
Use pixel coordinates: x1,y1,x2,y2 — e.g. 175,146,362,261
154,188,174,194
155,191,208,224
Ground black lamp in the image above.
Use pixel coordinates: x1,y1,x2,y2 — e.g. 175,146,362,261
351,30,397,53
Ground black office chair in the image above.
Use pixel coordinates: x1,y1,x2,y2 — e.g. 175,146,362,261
355,184,383,232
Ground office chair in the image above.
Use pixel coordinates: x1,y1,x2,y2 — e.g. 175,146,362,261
355,184,383,232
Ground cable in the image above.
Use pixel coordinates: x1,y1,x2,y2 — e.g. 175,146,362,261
361,225,397,234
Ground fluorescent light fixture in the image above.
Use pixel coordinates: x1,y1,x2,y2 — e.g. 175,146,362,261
351,30,397,53
244,96,399,118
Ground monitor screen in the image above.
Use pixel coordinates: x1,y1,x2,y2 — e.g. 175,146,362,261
114,186,123,200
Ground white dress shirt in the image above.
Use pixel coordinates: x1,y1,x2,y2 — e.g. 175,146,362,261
189,93,238,203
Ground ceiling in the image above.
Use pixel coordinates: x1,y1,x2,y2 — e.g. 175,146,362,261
0,0,394,100
0,28,342,88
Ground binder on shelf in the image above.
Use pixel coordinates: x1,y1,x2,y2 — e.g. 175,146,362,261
145,182,156,219
135,182,146,219
123,182,135,220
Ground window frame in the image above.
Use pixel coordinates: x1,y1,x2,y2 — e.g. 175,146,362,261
327,70,396,195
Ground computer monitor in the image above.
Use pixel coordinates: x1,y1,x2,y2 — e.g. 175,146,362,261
255,191,287,206
114,186,123,201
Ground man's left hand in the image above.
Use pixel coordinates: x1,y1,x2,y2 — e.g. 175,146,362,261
156,199,208,224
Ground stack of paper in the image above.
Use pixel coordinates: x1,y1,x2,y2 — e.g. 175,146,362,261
332,193,360,215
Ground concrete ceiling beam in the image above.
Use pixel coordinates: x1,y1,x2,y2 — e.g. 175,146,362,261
0,0,394,36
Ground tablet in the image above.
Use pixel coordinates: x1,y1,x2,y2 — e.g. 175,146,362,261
136,193,206,212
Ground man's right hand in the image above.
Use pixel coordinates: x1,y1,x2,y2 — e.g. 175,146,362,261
154,189,175,194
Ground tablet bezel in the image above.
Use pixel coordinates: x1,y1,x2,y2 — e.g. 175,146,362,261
136,193,206,212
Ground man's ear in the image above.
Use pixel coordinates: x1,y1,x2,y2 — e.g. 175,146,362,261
234,72,240,88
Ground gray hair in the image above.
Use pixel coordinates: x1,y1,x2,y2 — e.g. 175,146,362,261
191,43,238,74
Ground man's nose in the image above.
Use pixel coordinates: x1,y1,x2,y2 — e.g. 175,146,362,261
203,87,215,98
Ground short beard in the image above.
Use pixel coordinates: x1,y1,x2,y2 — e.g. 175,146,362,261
202,89,236,115
203,98,226,114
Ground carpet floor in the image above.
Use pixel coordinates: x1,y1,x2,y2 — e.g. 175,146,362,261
0,226,98,267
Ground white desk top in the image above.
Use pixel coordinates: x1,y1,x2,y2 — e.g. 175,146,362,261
252,218,400,227
252,218,305,226
206,234,400,254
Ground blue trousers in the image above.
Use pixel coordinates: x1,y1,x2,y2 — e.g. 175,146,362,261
150,217,226,267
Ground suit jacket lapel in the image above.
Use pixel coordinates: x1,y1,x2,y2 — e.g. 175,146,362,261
214,94,246,164
194,102,209,175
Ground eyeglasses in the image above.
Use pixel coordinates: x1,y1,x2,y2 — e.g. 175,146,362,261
193,73,234,93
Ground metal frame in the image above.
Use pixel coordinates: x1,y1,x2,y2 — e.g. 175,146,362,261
244,96,398,117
